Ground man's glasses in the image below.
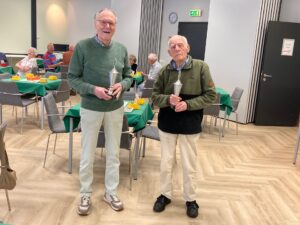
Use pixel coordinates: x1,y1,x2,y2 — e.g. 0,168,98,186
96,19,116,27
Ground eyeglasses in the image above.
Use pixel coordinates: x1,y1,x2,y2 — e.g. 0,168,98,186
96,19,116,27
169,43,185,50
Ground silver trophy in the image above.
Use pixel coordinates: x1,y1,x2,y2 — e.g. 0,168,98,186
108,66,118,96
173,70,182,96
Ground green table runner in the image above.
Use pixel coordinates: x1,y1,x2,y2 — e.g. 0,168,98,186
2,78,61,96
64,101,154,132
216,87,232,115
0,66,14,75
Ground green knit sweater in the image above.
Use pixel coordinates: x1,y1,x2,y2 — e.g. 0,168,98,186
68,37,132,111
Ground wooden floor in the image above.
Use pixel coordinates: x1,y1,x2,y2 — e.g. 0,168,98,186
0,95,299,225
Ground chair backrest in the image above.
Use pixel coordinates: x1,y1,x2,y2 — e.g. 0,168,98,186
122,91,135,101
144,79,155,88
203,93,221,116
0,73,11,80
0,81,23,106
60,65,69,79
141,79,155,98
231,87,244,112
97,115,132,150
43,93,65,132
53,80,70,103
45,71,62,79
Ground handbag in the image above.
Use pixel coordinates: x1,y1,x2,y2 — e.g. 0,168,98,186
0,137,17,190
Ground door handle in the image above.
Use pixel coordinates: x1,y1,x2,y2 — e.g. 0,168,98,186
262,74,272,78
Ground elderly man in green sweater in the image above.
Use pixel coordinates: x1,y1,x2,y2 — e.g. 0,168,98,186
68,8,132,215
152,35,216,218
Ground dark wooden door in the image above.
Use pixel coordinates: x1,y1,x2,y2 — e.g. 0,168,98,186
254,21,300,126
178,22,208,60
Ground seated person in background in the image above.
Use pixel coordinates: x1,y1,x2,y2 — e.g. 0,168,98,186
15,47,37,76
62,44,75,65
139,53,162,90
43,43,62,71
0,52,8,66
129,54,138,74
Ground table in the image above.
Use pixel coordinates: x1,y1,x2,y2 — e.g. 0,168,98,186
0,66,14,75
63,101,154,175
2,78,61,129
216,87,232,137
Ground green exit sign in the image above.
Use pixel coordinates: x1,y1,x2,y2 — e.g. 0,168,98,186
189,9,202,17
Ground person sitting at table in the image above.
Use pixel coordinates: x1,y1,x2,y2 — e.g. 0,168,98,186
43,43,62,72
129,54,138,74
0,52,8,66
15,47,38,76
139,53,162,90
62,44,75,65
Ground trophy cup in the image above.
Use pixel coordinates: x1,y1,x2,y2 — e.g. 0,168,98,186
108,66,118,96
173,70,182,96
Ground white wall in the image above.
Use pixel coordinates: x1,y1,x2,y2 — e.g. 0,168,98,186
36,0,68,54
160,0,210,65
280,0,300,23
111,0,141,57
205,0,261,123
0,0,31,54
67,0,111,46
66,0,141,57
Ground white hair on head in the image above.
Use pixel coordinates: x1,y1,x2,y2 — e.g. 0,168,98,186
94,8,118,23
148,53,158,61
28,47,37,54
168,35,188,47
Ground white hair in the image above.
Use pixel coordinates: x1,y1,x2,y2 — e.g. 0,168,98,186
148,53,158,61
94,8,118,23
168,35,188,48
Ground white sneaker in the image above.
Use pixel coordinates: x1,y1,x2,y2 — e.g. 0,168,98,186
77,195,91,215
103,193,124,211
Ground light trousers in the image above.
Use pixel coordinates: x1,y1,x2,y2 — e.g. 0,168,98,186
79,106,123,197
159,130,200,201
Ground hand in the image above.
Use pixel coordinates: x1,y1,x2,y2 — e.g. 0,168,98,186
110,83,123,98
94,86,112,100
169,94,182,106
175,101,187,112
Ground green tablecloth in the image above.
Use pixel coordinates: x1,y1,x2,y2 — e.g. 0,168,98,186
216,87,232,115
63,101,154,132
132,75,144,85
0,66,14,75
2,78,61,96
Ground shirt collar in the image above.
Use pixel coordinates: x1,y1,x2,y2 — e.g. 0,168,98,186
171,57,189,71
94,35,112,47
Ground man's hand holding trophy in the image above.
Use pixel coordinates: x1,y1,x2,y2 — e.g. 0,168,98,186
107,65,122,99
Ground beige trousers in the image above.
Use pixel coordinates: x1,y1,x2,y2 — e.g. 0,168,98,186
159,130,200,201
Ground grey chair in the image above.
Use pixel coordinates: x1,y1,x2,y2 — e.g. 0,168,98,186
0,81,39,134
225,87,244,135
140,121,160,157
122,91,136,101
203,93,222,140
59,65,69,79
0,73,11,80
0,122,12,211
49,79,70,103
141,79,155,99
96,115,135,190
42,93,79,169
44,71,62,79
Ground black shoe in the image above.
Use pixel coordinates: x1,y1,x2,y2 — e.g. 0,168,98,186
186,200,199,218
153,195,171,212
